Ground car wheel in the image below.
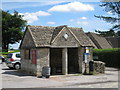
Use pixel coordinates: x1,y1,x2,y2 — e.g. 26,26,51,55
14,63,21,70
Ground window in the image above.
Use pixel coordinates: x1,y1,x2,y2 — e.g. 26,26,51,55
31,50,36,64
25,49,30,59
63,33,69,40
7,54,13,58
16,54,21,58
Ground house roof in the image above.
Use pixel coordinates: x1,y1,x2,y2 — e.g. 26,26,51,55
23,25,94,47
106,36,120,48
86,32,112,49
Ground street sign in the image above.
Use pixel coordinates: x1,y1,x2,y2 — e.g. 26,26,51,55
85,47,89,53
84,53,88,63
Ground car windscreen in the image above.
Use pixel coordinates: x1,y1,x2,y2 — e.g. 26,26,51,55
7,54,13,58
16,54,20,58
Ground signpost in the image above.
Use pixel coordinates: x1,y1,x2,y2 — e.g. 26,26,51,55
84,53,88,64
84,47,89,74
84,47,89,64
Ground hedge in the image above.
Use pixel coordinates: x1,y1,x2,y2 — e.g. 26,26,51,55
93,48,120,68
0,50,20,58
0,50,20,55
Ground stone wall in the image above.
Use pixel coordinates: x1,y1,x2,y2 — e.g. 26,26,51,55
94,61,105,74
20,49,37,75
21,48,50,76
78,47,93,74
36,48,50,77
21,29,35,49
78,47,84,73
51,27,80,47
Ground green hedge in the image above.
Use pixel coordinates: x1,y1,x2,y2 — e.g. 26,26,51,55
0,50,20,58
93,48,120,68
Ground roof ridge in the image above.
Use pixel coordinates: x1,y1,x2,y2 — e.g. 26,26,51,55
27,25,56,28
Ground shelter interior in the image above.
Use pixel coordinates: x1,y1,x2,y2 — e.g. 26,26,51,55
50,48,79,75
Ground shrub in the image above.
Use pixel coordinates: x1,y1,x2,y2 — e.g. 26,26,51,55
93,48,120,68
0,50,20,58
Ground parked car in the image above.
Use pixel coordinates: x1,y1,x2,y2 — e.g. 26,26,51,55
0,56,5,63
6,52,21,70
0,56,2,64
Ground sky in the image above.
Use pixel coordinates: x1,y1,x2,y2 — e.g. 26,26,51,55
2,0,114,49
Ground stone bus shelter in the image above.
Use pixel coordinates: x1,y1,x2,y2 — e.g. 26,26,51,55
20,25,94,77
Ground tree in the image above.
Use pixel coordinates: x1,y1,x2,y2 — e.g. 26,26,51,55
116,30,120,36
2,10,27,52
95,1,120,31
95,29,116,37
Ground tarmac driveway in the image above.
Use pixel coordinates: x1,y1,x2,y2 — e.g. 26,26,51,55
1,63,119,88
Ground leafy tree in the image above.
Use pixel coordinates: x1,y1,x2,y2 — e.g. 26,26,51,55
95,1,120,31
2,10,27,52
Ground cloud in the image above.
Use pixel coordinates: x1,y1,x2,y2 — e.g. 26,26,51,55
3,0,101,2
69,19,75,22
48,2,94,12
40,1,67,6
47,22,56,24
107,11,113,15
3,1,66,10
20,11,51,24
3,0,68,2
80,17,87,20
77,21,89,25
69,17,88,25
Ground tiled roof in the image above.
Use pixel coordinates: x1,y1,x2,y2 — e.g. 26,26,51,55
27,25,94,47
106,36,120,48
28,26,55,47
68,27,94,46
86,32,112,49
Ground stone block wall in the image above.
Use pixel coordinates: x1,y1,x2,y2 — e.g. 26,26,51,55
51,27,79,47
36,48,50,77
94,61,105,74
20,49,37,75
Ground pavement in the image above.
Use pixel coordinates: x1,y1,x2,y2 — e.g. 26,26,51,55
1,62,119,88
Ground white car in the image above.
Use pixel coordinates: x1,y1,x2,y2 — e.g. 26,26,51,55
0,57,2,64
0,56,5,64
6,52,21,70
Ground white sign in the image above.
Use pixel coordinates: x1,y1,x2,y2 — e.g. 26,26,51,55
84,53,88,63
63,33,69,39
85,47,89,53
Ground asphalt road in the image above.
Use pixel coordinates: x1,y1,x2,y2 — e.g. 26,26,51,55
1,62,119,88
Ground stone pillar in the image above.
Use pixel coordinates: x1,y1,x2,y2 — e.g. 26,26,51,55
62,48,68,75
37,48,50,77
78,47,84,73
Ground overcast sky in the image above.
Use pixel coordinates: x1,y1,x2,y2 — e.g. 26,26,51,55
2,0,114,49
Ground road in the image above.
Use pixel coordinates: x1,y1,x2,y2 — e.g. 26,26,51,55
1,62,119,88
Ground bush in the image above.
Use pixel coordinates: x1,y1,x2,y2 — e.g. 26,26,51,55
0,50,20,55
93,48,120,68
0,50,20,58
